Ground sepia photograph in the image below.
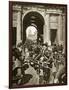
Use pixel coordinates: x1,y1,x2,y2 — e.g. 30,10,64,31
9,1,67,88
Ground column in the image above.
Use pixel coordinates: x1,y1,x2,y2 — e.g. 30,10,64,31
16,11,21,45
44,14,50,45
57,14,62,44
63,15,66,52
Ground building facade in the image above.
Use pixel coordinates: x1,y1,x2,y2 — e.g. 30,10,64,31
12,3,66,49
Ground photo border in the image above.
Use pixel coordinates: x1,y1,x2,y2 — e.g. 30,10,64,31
9,1,67,88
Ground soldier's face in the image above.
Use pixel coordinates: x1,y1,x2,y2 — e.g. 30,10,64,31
17,68,22,76
43,46,46,50
25,48,28,52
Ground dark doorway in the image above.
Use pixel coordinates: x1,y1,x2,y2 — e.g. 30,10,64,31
23,11,44,44
50,29,57,45
12,27,17,46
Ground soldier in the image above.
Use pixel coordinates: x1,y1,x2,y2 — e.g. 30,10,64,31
13,66,23,85
43,61,50,84
25,63,39,85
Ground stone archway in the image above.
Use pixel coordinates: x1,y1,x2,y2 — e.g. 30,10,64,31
22,11,45,44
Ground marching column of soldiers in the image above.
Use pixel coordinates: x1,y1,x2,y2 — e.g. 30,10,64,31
12,40,66,86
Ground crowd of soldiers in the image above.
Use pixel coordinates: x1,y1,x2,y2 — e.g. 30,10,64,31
12,40,66,86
